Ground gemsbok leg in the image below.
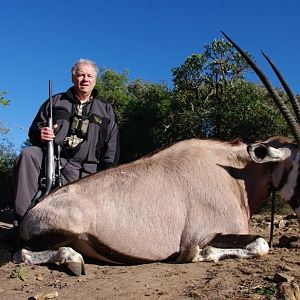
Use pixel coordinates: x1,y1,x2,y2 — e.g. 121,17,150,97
13,247,85,276
177,234,269,263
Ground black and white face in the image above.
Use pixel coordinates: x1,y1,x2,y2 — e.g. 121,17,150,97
248,137,300,223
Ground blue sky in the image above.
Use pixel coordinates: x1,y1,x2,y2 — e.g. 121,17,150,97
1,0,300,152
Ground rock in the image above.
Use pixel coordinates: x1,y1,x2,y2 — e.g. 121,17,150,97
273,272,295,283
285,214,297,220
290,241,300,249
32,291,58,300
276,282,300,300
276,219,286,229
279,235,299,248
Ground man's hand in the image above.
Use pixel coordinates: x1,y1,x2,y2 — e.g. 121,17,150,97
40,124,58,142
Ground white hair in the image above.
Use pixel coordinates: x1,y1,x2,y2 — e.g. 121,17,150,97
71,59,99,77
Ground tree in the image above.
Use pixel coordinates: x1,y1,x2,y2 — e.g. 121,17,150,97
167,39,289,143
96,69,173,162
96,68,131,126
0,91,17,208
0,91,10,136
123,79,172,161
0,141,17,208
0,91,10,106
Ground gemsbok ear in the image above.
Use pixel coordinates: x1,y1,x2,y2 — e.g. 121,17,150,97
222,31,300,147
247,143,292,163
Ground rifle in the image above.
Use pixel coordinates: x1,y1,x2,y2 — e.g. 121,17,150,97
44,80,63,195
43,80,56,196
26,81,63,213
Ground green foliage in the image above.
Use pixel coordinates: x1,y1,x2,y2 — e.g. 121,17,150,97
172,39,249,94
251,284,277,299
123,80,172,161
0,91,17,208
0,91,10,136
0,140,17,208
213,80,290,141
10,266,28,281
168,39,290,143
96,69,172,162
0,91,10,106
96,68,131,125
0,123,9,135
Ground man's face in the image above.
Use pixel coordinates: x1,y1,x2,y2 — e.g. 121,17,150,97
72,63,97,97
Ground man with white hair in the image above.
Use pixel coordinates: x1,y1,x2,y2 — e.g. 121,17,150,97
13,59,120,226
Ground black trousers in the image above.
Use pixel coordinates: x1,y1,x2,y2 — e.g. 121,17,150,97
14,146,89,220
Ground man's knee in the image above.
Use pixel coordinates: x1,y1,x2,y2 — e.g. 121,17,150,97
20,146,43,159
18,146,43,167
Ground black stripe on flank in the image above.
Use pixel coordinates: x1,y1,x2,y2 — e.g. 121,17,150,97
22,229,77,251
22,230,177,265
86,234,176,265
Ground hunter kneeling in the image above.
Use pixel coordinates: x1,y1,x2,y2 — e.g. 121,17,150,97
12,59,120,234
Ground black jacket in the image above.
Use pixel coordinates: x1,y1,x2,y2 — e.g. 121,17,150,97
29,87,120,173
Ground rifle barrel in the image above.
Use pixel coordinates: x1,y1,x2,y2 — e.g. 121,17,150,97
44,80,55,196
48,80,53,129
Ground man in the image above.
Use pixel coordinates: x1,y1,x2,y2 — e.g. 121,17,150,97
13,59,120,224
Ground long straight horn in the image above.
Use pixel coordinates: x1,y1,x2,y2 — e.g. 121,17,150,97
261,51,300,123
221,31,300,146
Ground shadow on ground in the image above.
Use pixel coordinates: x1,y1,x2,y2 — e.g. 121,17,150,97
0,208,15,266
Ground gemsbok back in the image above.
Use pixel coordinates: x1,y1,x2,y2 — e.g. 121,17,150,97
13,33,300,275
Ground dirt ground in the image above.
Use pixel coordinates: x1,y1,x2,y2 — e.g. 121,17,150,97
0,208,299,300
